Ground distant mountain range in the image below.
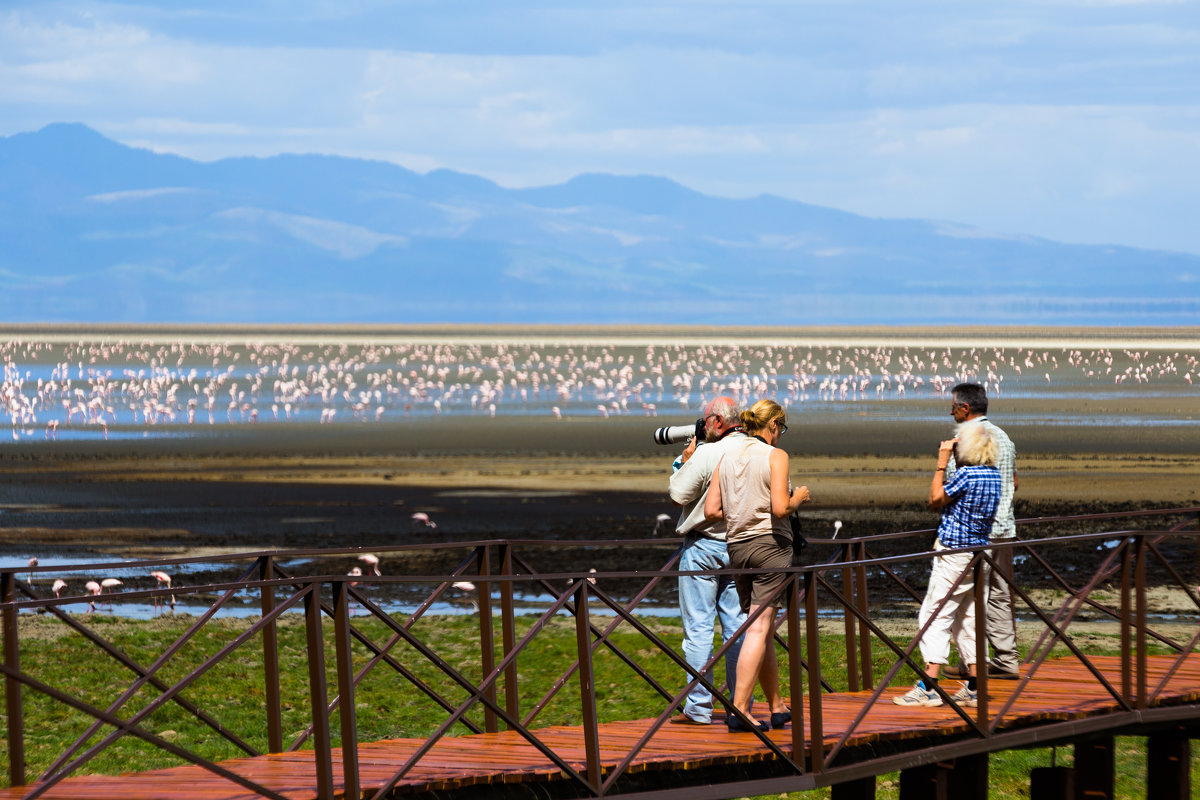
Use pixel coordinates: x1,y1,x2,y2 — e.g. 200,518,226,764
2,123,1197,325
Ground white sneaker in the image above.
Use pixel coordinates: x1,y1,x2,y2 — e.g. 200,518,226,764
893,683,942,707
949,682,977,707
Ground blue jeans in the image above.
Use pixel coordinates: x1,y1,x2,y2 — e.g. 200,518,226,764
679,535,747,722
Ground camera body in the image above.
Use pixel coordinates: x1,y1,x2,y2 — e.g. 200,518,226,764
652,418,705,446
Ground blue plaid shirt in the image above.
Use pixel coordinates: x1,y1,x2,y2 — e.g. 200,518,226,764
937,465,1002,549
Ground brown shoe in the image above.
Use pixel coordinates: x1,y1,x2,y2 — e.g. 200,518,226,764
946,661,971,678
669,714,708,725
987,663,1020,680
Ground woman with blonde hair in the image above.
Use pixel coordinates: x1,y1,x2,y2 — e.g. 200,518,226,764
894,420,1001,709
704,399,810,732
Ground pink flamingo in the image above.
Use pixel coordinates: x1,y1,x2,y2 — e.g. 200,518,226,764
85,580,101,612
151,571,175,612
410,512,437,529
450,580,479,612
345,567,365,614
100,578,122,609
52,579,67,598
358,554,381,577
27,557,37,583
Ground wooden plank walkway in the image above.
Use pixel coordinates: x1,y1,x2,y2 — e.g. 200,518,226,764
3,653,1199,800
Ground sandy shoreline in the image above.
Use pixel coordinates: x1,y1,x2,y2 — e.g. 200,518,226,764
4,322,1200,348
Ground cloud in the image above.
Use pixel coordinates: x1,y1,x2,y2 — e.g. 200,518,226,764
87,187,197,203
1,1,1199,254
214,207,407,259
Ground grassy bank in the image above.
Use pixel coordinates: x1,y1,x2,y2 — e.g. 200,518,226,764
0,612,1190,797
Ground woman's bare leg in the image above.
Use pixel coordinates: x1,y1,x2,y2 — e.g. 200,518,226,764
731,604,780,716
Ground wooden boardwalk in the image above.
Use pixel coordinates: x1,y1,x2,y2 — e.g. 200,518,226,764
4,653,1200,800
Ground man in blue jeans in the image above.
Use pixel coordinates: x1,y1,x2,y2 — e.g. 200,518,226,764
667,396,749,724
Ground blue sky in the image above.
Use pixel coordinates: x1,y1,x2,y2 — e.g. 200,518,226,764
3,0,1200,255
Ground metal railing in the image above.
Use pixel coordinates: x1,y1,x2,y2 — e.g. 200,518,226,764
1,507,1197,797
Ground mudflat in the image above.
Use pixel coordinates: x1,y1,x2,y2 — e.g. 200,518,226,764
0,393,1196,562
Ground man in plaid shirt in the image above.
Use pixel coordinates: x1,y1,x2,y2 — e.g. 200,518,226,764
945,382,1020,679
894,421,1001,708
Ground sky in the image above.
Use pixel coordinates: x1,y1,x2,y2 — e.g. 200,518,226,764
3,0,1200,255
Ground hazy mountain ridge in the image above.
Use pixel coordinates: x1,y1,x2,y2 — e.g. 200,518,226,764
2,123,1197,324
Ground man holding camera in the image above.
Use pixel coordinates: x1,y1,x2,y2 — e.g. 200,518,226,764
946,382,1020,679
667,396,749,724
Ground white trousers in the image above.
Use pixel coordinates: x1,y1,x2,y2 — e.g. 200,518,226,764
916,543,982,667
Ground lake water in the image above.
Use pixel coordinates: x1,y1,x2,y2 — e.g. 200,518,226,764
2,332,1197,442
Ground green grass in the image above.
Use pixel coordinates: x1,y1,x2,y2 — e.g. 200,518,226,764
1,611,1194,797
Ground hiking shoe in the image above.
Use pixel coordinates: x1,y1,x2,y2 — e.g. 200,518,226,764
893,683,942,707
987,662,1020,680
945,661,971,678
949,682,977,708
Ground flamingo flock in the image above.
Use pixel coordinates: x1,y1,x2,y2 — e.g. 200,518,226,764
0,338,1194,439
30,570,176,614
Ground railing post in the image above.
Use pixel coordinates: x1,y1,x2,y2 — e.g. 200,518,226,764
573,580,602,793
1120,539,1132,705
787,571,806,773
1134,534,1148,709
477,545,498,733
333,581,360,799
854,541,873,689
841,547,860,692
2,571,24,787
974,555,989,726
499,543,519,724
305,584,334,800
804,571,824,773
259,555,283,753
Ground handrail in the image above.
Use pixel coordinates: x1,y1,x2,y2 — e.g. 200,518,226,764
0,506,1196,798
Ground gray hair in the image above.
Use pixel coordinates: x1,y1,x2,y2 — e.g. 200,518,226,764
955,420,998,467
707,396,740,427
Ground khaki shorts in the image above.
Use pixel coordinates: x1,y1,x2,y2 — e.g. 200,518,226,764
727,532,793,612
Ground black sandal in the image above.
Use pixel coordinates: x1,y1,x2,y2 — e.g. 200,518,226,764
726,715,768,733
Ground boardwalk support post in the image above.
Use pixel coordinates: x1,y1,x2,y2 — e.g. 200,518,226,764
259,555,283,754
1147,729,1190,800
1030,765,1074,799
1074,735,1114,800
832,775,876,799
305,585,335,800
948,753,987,798
899,761,951,800
898,755,986,800
2,571,24,787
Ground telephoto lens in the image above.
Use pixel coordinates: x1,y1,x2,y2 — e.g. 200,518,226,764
652,419,703,445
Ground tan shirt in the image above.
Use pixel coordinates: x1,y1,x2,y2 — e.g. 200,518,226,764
717,437,792,545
